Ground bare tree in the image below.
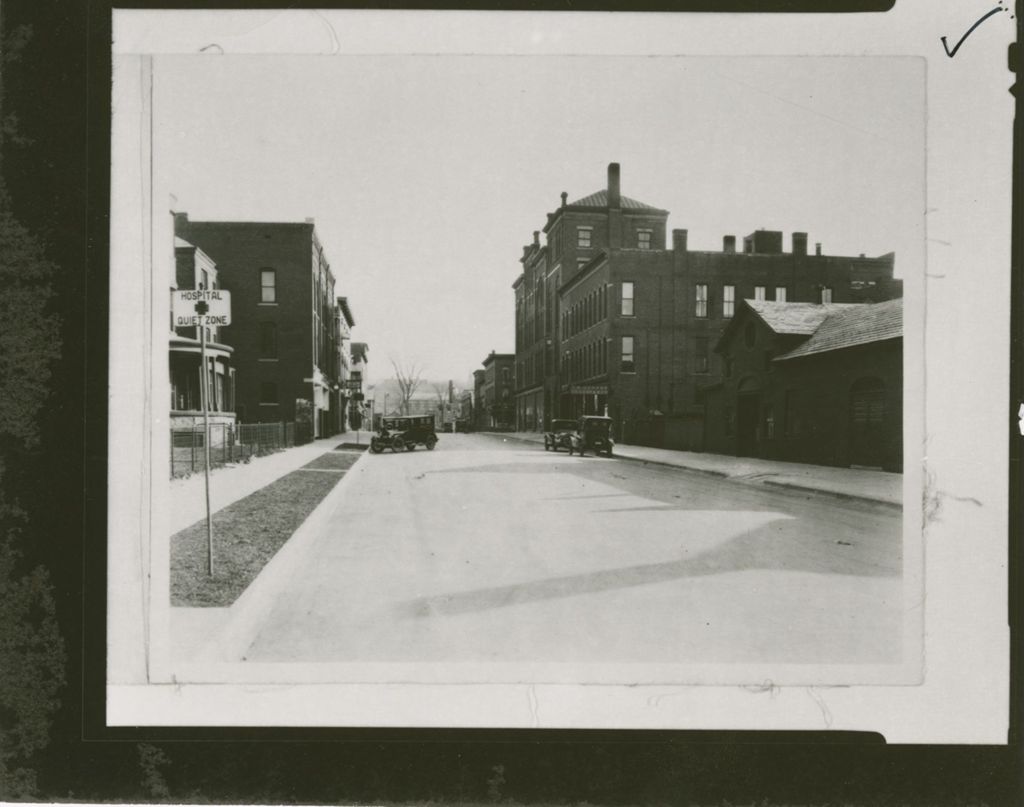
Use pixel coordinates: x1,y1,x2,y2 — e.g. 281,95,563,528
390,358,423,415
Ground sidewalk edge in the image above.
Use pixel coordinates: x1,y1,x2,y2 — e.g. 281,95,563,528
483,431,899,509
194,449,371,662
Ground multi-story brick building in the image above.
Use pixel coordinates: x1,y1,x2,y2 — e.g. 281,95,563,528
334,297,356,433
173,213,345,440
481,351,515,429
472,369,486,431
513,163,903,451
513,163,668,431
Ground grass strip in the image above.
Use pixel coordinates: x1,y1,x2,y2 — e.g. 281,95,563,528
170,452,361,607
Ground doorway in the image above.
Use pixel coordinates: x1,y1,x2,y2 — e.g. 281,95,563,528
736,392,760,457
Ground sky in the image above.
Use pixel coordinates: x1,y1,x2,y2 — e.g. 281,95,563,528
152,54,924,387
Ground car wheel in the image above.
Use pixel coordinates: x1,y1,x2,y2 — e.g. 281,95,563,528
426,436,437,450
391,436,405,452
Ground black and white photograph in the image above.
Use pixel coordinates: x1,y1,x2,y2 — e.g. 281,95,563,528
104,6,1008,744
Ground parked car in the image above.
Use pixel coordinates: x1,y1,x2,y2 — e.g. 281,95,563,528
568,415,615,457
544,419,577,452
370,415,438,453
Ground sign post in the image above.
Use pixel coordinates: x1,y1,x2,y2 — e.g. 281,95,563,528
174,289,232,576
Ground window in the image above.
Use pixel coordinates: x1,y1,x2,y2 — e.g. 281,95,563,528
764,406,775,440
821,286,833,304
621,336,635,373
695,284,708,318
577,227,592,248
724,406,735,437
637,230,652,250
775,286,787,302
259,381,278,404
259,322,277,358
621,281,634,316
200,269,209,290
695,337,709,374
754,286,766,301
723,285,735,318
260,269,277,303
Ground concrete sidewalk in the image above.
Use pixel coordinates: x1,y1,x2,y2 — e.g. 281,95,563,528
168,431,373,534
482,430,902,508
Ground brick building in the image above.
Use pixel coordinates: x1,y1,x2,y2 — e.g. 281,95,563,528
174,213,346,440
513,163,903,450
472,369,486,431
481,351,515,429
513,163,668,431
704,299,903,471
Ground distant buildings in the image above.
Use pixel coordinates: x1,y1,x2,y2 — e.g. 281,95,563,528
172,212,360,441
511,162,903,461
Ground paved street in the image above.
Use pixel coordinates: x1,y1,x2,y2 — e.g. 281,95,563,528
235,434,902,667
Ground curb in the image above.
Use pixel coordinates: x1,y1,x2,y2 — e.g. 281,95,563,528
761,479,902,510
480,431,898,509
193,447,372,662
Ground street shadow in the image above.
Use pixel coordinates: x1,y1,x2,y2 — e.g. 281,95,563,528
398,514,901,619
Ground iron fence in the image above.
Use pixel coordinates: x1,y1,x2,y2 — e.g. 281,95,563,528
170,421,295,478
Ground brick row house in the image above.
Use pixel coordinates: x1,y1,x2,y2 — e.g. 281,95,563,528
172,212,361,441
475,351,515,430
512,163,904,468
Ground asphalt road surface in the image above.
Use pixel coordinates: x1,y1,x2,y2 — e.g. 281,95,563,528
241,434,903,667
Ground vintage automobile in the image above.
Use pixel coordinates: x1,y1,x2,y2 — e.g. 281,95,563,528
369,415,438,454
543,418,577,452
568,415,615,457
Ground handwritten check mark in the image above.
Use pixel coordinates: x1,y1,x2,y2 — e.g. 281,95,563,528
941,6,1004,58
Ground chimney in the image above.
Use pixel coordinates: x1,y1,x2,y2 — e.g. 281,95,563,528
533,231,540,246
607,163,621,208
723,235,736,253
560,191,568,209
815,242,822,256
672,228,688,252
792,232,808,255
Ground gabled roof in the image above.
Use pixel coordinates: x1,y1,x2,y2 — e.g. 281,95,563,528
568,189,667,212
746,300,862,335
174,236,195,249
776,298,902,361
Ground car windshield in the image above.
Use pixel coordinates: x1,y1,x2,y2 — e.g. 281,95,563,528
551,420,575,430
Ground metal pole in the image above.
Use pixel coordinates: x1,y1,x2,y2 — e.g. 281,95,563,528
200,326,214,576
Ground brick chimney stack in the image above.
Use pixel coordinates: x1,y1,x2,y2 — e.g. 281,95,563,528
560,192,567,209
607,162,621,209
792,232,808,255
723,235,736,253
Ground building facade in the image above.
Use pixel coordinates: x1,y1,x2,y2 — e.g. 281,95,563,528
704,299,903,471
513,163,903,451
173,213,344,440
472,369,486,431
481,351,515,429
